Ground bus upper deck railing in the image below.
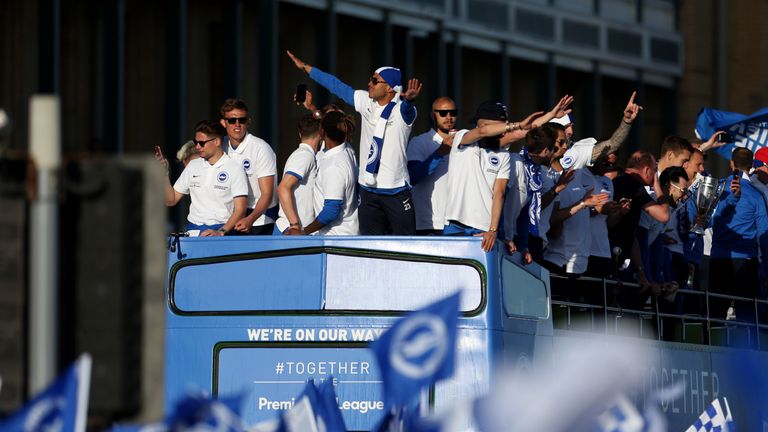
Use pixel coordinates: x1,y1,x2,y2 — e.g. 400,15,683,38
549,274,768,350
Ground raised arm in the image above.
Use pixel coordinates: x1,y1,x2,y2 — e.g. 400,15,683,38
399,78,422,125
458,111,543,145
155,145,184,206
531,94,573,127
286,50,356,106
591,91,642,162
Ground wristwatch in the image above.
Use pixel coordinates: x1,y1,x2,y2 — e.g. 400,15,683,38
217,227,228,234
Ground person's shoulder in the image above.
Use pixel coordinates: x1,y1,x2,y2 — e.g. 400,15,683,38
246,133,274,151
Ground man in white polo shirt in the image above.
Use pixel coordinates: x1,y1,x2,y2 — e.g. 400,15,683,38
443,102,530,252
219,98,279,235
157,120,248,236
407,96,456,235
275,114,321,235
287,50,421,235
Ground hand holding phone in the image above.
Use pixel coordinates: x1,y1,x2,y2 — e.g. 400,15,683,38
731,169,742,197
295,83,307,104
718,132,735,143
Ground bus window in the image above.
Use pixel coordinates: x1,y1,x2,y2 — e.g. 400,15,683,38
169,248,484,314
500,256,550,319
325,254,482,312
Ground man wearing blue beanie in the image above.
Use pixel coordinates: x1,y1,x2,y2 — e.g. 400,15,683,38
287,50,422,235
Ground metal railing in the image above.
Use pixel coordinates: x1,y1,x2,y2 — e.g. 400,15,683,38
550,274,768,350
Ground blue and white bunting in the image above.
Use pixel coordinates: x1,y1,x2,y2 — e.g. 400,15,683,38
111,391,245,432
370,292,460,409
0,353,91,432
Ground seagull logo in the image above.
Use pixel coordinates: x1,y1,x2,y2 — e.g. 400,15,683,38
389,313,448,379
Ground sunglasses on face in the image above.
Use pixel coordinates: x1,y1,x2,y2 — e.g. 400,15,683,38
670,183,688,195
224,117,248,125
369,76,387,85
433,109,458,118
193,137,216,146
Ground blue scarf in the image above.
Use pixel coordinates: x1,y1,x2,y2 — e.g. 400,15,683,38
520,147,544,236
365,101,397,174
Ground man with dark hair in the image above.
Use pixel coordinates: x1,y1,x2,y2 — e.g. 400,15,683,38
710,147,768,322
275,114,322,235
219,98,279,235
443,101,532,252
156,120,248,237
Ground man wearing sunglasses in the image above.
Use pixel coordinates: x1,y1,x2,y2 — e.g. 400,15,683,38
219,99,278,235
157,121,248,237
406,97,457,235
287,50,422,235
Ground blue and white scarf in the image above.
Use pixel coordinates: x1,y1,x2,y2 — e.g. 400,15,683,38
520,147,544,236
366,100,397,174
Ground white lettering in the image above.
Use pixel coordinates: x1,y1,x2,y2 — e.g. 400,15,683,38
258,397,295,410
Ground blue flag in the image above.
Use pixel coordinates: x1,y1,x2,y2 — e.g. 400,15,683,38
278,379,347,432
0,354,91,432
685,398,734,432
370,292,460,409
695,107,768,159
111,391,245,432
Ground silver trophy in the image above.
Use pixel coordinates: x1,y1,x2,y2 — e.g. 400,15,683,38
691,176,726,235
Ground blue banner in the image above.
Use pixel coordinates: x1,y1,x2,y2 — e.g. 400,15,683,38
695,107,768,159
0,354,91,432
370,292,460,409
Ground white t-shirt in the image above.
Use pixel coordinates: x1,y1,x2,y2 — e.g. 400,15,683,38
225,133,278,225
443,129,511,232
589,173,614,258
407,129,450,230
353,91,415,189
313,143,359,235
543,168,595,274
173,154,249,226
560,138,596,170
276,143,318,233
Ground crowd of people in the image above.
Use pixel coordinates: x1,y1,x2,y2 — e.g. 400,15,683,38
154,51,768,323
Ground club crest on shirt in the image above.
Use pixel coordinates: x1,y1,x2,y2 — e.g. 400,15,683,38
367,141,379,164
242,159,251,170
489,155,500,167
217,171,229,183
561,155,575,169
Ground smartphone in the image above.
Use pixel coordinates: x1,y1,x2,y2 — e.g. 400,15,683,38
295,83,307,103
733,168,741,179
718,132,735,143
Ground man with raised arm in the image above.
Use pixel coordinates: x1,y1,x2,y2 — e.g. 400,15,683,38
442,101,533,252
286,50,421,235
552,91,643,170
155,121,248,237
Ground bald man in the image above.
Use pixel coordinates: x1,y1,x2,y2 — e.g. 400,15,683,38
406,97,457,235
